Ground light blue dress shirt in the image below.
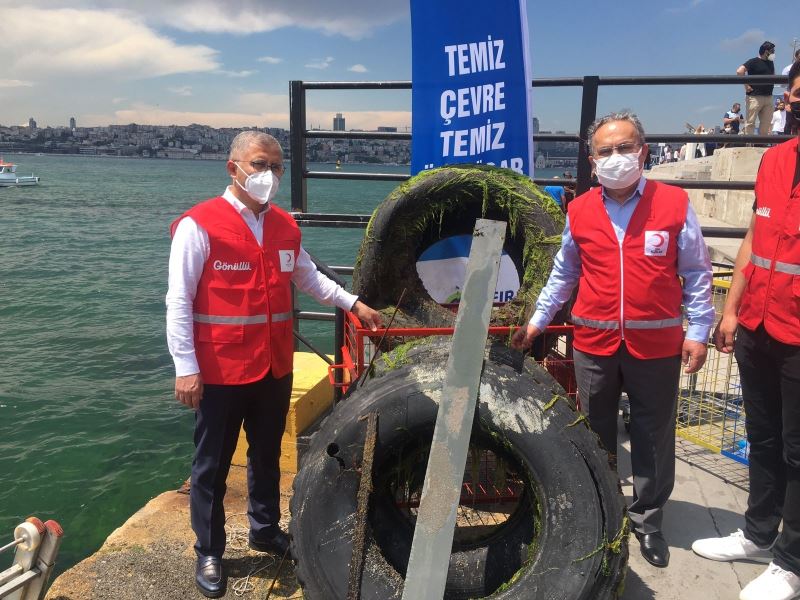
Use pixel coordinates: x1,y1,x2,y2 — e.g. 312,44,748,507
529,177,714,344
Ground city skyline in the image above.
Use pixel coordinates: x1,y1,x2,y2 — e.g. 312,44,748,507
1,1,799,134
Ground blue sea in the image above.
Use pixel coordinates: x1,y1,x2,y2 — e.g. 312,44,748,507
0,154,564,576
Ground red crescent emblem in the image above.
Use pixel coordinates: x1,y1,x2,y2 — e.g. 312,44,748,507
651,233,665,247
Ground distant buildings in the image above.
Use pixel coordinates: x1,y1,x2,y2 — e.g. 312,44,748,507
28,118,37,130
377,126,397,132
0,122,411,165
333,113,346,131
69,117,76,130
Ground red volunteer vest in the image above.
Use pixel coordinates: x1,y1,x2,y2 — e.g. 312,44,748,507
568,180,688,359
738,137,800,346
171,197,301,384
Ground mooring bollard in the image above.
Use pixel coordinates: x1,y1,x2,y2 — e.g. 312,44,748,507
0,517,64,600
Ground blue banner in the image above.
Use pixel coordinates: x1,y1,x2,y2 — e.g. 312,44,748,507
410,0,533,176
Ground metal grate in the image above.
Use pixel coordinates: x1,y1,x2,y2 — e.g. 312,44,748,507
675,270,747,463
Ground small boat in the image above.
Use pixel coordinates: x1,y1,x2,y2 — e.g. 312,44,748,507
0,158,39,186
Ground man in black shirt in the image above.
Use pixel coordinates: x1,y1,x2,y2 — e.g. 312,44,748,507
737,41,776,135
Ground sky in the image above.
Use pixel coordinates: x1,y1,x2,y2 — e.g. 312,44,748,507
1,0,798,135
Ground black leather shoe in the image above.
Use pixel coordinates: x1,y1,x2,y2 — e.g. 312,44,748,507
635,531,670,568
249,529,291,557
195,556,226,598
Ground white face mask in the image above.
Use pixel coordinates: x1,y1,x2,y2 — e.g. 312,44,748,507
235,164,279,206
593,149,643,190
767,53,776,61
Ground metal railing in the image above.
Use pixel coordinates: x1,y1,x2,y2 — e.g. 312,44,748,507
289,74,790,221
288,74,788,383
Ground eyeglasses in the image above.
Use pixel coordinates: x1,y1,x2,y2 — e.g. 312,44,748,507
234,160,285,176
593,142,641,159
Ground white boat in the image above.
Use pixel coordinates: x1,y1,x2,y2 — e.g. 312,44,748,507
0,158,40,186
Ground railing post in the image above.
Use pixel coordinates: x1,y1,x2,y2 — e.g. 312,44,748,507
333,308,344,403
289,80,308,213
576,75,599,197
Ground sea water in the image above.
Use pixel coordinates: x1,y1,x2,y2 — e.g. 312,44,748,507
0,154,565,575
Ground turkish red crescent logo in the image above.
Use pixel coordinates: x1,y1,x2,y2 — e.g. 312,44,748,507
650,233,666,248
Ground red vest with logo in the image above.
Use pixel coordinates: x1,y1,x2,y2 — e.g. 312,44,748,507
172,197,301,384
738,137,800,345
568,180,687,359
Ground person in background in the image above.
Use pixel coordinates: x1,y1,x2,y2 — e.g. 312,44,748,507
166,131,382,598
785,51,800,135
737,41,777,135
772,100,787,135
692,61,800,600
694,124,708,157
782,49,800,78
544,176,566,208
511,111,713,570
724,102,745,134
664,145,673,163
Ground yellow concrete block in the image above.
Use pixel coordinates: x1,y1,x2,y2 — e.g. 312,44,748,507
232,352,334,473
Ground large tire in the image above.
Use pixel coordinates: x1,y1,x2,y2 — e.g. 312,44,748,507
290,341,628,599
352,165,565,329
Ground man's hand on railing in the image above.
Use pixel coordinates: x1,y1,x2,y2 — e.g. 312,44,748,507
510,324,542,351
351,300,382,332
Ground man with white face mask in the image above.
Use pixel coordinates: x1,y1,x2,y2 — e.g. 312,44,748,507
166,131,382,597
737,41,777,136
512,111,714,569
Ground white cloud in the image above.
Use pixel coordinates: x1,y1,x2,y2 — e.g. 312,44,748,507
168,86,193,97
20,0,408,40
307,110,410,132
0,79,34,88
306,57,335,70
348,64,368,73
214,69,258,78
258,56,283,64
236,93,290,114
0,8,220,79
112,97,126,105
721,29,767,52
80,103,410,132
84,103,290,129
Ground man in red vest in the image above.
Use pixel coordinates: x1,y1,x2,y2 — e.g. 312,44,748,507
166,131,381,598
692,62,800,600
512,111,714,568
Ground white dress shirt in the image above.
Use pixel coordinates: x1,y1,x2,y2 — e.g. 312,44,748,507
166,187,358,376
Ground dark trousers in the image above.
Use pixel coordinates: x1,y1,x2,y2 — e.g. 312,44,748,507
190,371,292,558
736,325,800,576
574,345,681,535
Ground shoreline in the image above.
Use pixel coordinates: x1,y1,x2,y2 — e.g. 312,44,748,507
1,151,412,167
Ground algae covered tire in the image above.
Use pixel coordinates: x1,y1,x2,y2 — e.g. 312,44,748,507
289,341,628,599
352,165,564,328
